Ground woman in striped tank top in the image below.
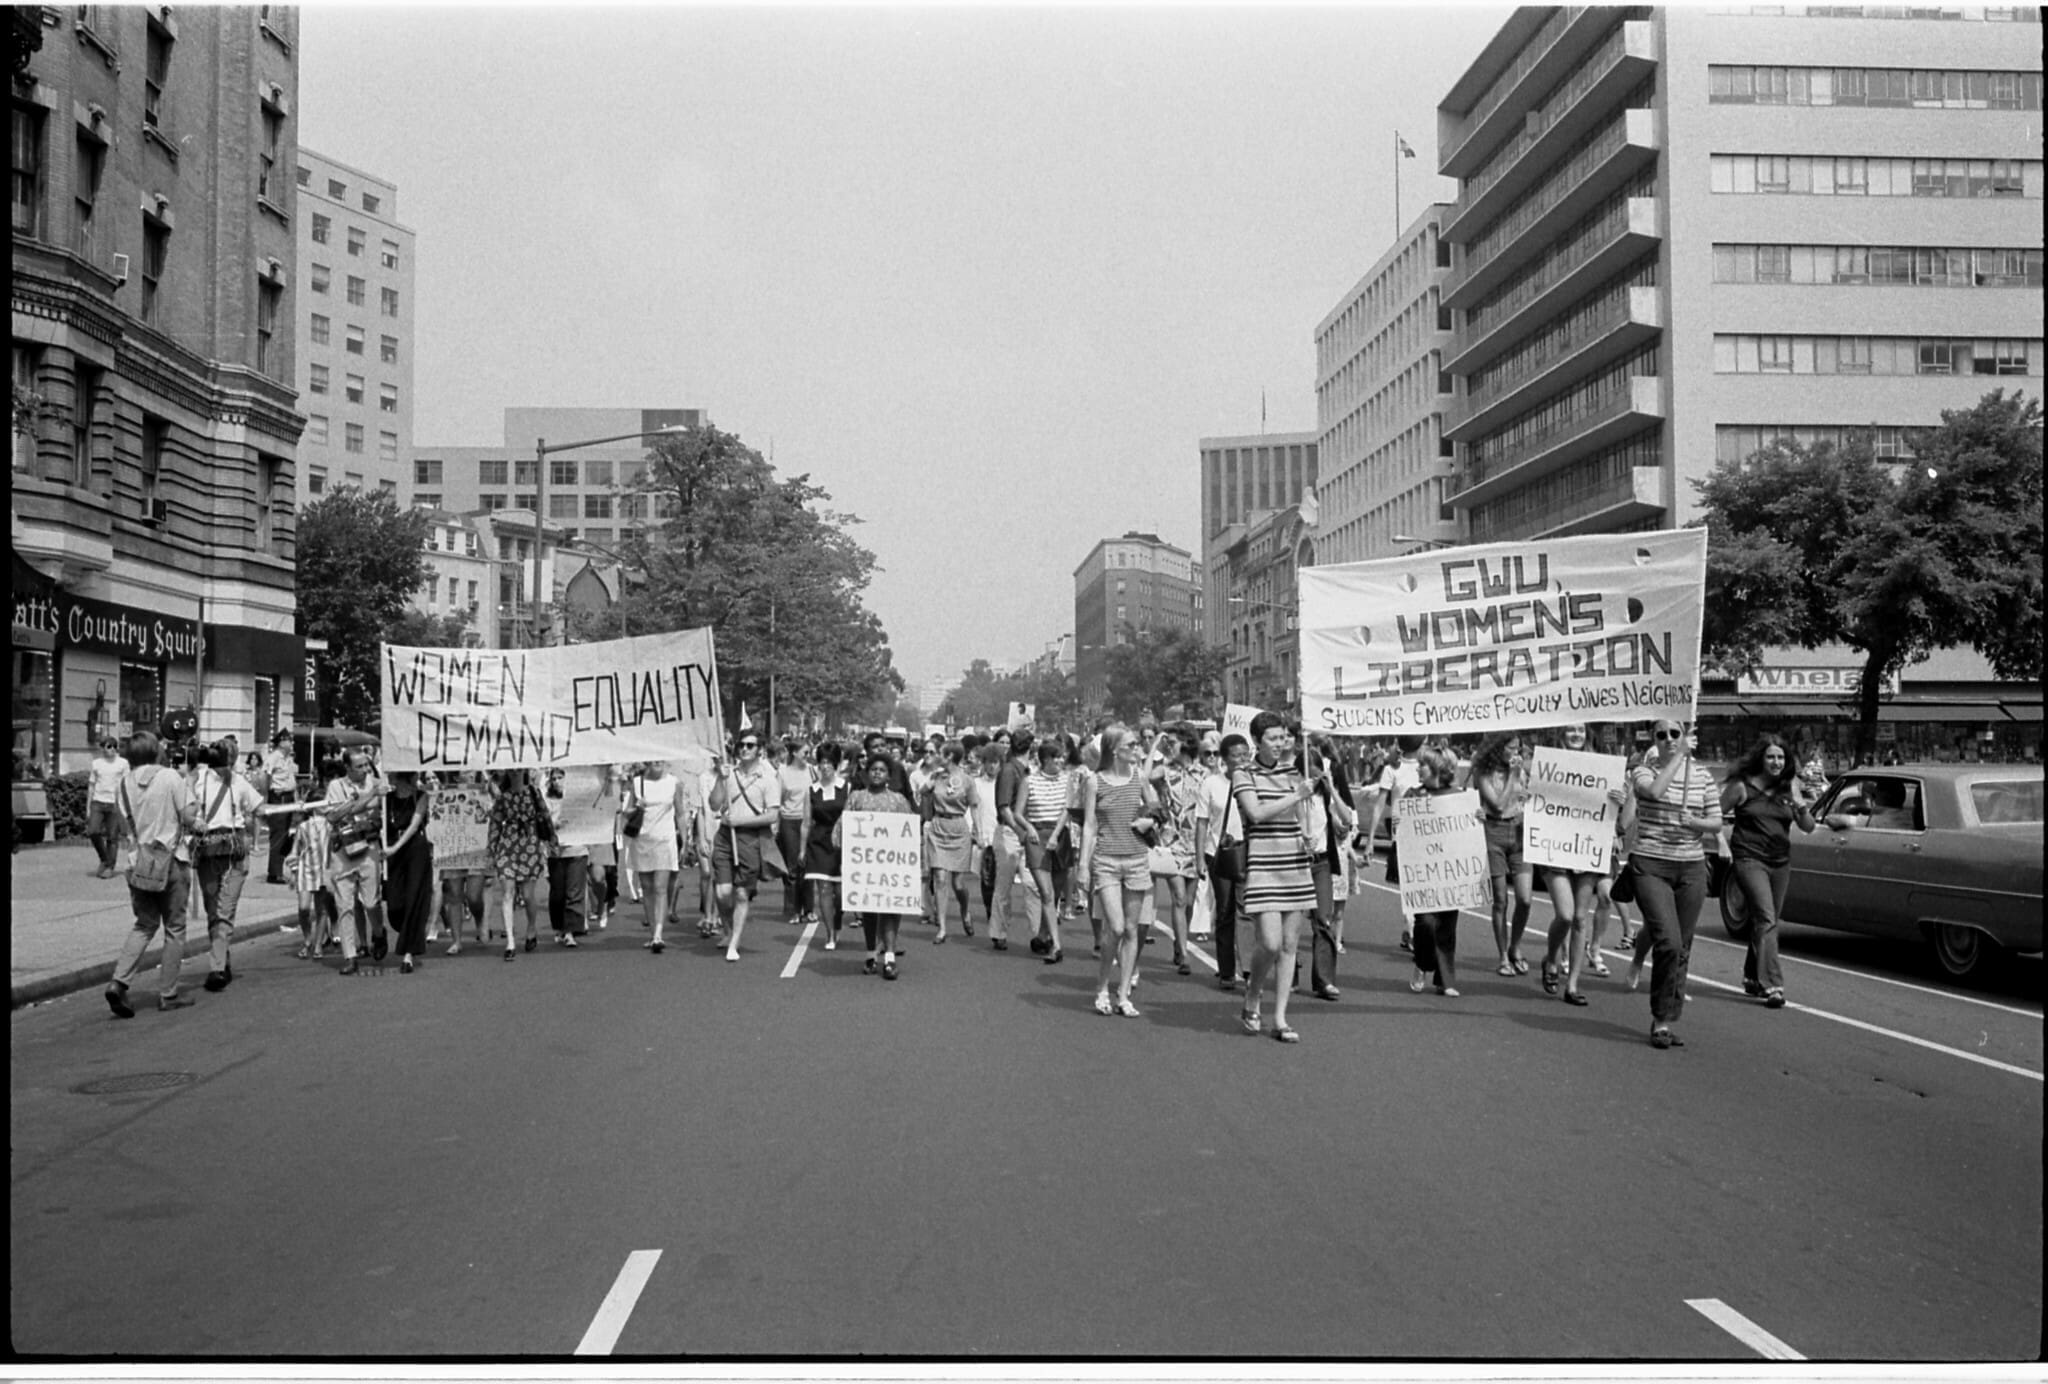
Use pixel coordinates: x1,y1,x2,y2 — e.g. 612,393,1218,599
1232,711,1318,1043
1080,723,1162,1018
1023,738,1074,963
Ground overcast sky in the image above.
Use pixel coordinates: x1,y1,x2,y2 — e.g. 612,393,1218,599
299,2,1512,692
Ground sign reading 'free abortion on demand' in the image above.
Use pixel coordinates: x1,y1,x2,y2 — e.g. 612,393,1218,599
1393,789,1489,918
380,628,725,771
1297,529,1707,738
1522,747,1626,876
839,809,924,915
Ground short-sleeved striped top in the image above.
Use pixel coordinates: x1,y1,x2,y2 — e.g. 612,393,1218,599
1092,774,1147,859
1631,758,1719,862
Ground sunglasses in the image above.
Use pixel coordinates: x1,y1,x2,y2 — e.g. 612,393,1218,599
737,740,759,749
1654,728,1684,741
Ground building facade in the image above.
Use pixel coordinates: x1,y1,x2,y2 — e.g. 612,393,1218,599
1196,431,1317,649
13,5,305,772
1073,531,1203,712
1435,5,2042,547
292,147,414,504
1216,504,1311,713
1312,207,1460,566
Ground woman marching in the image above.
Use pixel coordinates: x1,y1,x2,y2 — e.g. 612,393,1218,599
1022,736,1075,964
1405,745,1469,998
1145,727,1204,978
486,768,551,961
1231,712,1318,1043
805,742,851,950
1721,733,1818,1009
1533,723,1626,1008
623,760,683,954
838,753,918,978
1080,723,1163,1018
923,743,979,944
1628,719,1724,1049
382,770,433,974
1472,732,1536,978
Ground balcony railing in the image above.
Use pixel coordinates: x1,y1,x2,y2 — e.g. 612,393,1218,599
1465,466,1664,542
1442,7,1585,173
1449,285,1662,439
1449,196,1661,371
1456,375,1663,504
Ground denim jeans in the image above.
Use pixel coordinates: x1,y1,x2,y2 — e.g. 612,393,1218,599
1630,853,1706,1025
193,855,248,976
112,865,193,999
548,854,589,935
1733,856,1789,992
86,801,121,868
1308,858,1339,992
1205,859,1244,980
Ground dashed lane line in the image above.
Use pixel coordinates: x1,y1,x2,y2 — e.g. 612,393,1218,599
1686,1298,1805,1360
780,919,820,978
575,1249,661,1356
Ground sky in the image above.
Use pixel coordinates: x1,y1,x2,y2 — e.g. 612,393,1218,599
298,2,1514,695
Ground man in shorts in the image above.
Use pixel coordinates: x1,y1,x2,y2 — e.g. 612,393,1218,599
708,731,781,962
325,749,387,974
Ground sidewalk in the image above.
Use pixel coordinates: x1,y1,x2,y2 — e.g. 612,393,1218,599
9,837,302,1009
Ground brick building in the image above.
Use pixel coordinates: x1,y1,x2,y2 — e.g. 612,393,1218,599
1073,531,1203,714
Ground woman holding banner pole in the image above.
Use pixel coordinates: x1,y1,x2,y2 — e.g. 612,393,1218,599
1231,712,1317,1043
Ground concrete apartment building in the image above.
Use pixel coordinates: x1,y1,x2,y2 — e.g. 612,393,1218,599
1312,207,1460,566
13,4,305,771
1073,532,1203,713
1196,431,1317,649
293,147,414,503
1435,4,2042,547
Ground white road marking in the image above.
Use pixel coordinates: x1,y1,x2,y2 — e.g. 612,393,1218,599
781,919,820,978
575,1249,661,1356
1686,932,2043,1020
1686,1298,1805,1360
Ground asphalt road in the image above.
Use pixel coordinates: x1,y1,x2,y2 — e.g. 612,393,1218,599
10,877,2041,1361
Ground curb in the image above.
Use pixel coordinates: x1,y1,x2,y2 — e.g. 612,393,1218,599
10,902,305,1010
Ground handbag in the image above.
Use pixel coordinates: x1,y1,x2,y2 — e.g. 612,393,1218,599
622,776,646,838
1611,860,1639,905
118,777,178,893
533,783,556,845
1210,779,1249,883
1145,843,1180,877
189,774,243,861
1188,874,1215,938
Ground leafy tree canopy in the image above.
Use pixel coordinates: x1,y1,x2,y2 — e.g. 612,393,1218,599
936,659,1078,733
296,487,432,729
1101,626,1226,726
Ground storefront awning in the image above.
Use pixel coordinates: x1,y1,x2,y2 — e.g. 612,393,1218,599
1999,703,2044,723
1736,701,1848,719
1874,702,2006,723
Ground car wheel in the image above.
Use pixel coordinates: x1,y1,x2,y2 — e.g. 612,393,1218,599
1929,923,2001,982
1719,875,1752,941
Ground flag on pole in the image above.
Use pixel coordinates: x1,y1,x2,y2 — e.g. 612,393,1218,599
738,705,753,732
1260,390,1267,430
1396,134,1417,158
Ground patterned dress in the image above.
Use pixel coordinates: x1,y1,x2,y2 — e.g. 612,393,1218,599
488,779,550,883
1231,764,1315,914
1155,763,1202,877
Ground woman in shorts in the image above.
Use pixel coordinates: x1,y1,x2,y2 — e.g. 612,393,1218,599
1472,732,1535,978
1023,737,1074,964
1080,723,1161,1018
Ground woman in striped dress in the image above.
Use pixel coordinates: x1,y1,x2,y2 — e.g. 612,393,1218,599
1233,711,1318,1043
1080,723,1161,1018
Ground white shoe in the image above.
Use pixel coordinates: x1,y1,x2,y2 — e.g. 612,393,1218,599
824,937,836,950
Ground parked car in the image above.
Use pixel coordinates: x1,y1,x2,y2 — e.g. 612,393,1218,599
1720,764,2044,981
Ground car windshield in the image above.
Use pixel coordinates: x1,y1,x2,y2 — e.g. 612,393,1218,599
1971,780,2045,825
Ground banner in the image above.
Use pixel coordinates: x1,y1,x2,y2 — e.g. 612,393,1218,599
424,783,493,873
1297,529,1707,737
1393,789,1489,918
839,809,924,915
380,628,723,771
1522,748,1624,875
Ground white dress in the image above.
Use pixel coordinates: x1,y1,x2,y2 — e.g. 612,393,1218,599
626,772,681,873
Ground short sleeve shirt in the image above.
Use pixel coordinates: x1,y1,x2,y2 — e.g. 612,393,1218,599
1631,758,1719,862
90,755,131,804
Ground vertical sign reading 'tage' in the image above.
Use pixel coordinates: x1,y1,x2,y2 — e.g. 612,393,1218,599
840,810,925,915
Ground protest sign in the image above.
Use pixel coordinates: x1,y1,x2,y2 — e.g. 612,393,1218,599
840,809,924,915
1522,748,1624,874
424,783,492,873
1221,703,1259,742
1296,529,1706,738
380,628,723,771
1007,702,1035,733
1393,789,1489,917
547,765,625,850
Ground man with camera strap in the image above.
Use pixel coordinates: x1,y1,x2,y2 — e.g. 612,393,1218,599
189,738,265,994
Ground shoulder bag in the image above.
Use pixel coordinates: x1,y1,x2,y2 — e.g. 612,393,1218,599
532,782,556,845
189,773,244,861
119,775,178,893
622,776,646,837
1210,776,1249,883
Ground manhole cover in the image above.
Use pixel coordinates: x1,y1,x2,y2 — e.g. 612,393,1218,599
71,1072,197,1095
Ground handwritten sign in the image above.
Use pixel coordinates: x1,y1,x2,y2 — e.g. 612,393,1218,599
547,765,624,849
840,809,924,915
1007,702,1035,733
1393,789,1489,918
1297,529,1706,737
1221,703,1259,742
380,628,723,771
1523,748,1623,875
425,784,493,873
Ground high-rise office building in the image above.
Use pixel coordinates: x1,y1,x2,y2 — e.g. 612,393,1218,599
1073,532,1204,713
1196,431,1318,648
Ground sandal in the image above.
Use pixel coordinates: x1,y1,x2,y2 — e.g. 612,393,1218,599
1240,1004,1261,1035
1272,1025,1301,1044
1408,970,1429,994
1495,960,1517,977
1541,961,1560,995
1114,997,1140,1019
1586,957,1611,977
1095,992,1115,1016
1511,954,1530,975
863,957,879,975
1563,991,1589,1006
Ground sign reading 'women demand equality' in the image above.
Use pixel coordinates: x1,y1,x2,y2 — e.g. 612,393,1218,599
1296,529,1707,738
379,629,724,771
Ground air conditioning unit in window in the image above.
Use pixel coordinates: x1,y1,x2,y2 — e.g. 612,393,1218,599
146,498,169,525
111,253,129,285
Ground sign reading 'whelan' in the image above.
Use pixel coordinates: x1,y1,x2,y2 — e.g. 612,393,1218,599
1296,529,1707,738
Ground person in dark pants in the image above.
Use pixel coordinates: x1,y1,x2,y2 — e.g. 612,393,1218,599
381,771,433,973
544,769,589,946
1303,733,1355,1002
260,729,300,884
1401,746,1467,997
1196,733,1250,991
1628,719,1722,1048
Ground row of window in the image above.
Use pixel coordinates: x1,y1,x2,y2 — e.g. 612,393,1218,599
1465,345,1660,473
1709,155,2041,198
1706,66,2042,108
1706,5,2040,19
305,367,401,411
547,494,646,520
307,264,401,315
412,457,648,488
1468,88,1654,271
1712,335,2041,375
1715,424,1920,462
1466,430,1662,544
309,215,400,268
295,165,382,216
1713,244,2044,287
302,415,400,459
1468,263,1655,401
309,317,401,360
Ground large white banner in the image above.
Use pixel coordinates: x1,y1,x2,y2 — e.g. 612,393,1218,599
380,629,724,771
1393,789,1489,917
1522,748,1625,875
1297,529,1706,738
840,809,924,915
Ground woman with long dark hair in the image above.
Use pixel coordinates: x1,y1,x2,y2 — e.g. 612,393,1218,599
923,743,978,944
1721,733,1818,1009
381,770,433,974
1472,731,1535,979
486,768,550,961
1233,712,1317,1043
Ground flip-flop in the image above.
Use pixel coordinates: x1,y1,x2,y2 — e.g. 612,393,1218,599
1495,961,1516,977
1511,956,1530,975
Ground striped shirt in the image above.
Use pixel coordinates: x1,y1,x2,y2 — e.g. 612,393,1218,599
1631,758,1719,862
1025,768,1070,826
1091,774,1147,859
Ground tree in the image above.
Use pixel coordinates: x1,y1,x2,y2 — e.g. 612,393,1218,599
1101,626,1227,725
612,422,903,732
388,608,472,650
1696,389,2042,762
296,487,432,728
936,659,1001,727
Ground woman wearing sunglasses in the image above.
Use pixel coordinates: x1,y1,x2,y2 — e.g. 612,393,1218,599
1628,719,1724,1048
708,733,782,961
1232,712,1319,1043
1080,723,1163,1018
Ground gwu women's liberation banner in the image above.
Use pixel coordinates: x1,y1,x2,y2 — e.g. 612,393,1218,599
379,628,724,771
1296,529,1707,738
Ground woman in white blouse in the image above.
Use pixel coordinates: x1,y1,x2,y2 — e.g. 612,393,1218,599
624,760,684,955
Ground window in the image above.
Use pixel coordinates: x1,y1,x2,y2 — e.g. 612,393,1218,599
480,493,507,511
380,286,399,318
258,101,284,202
310,313,330,345
515,492,536,510
414,492,441,509
346,275,365,306
413,458,443,487
379,383,397,413
345,225,364,257
380,239,398,269
73,130,105,258
583,459,612,485
478,459,508,485
256,279,282,375
1757,245,1791,282
256,453,280,551
344,324,364,355
141,213,170,324
70,361,101,485
327,178,346,199
144,18,171,129
344,373,363,403
141,415,167,518
12,104,43,238
362,192,380,214
549,459,577,486
305,413,328,445
308,363,329,394
584,494,612,519
296,165,310,188
379,334,398,364
344,422,363,453
378,430,398,462
1918,340,1954,373
514,459,537,485
344,471,363,488
120,663,162,738
310,262,330,294
467,580,478,605
549,494,578,519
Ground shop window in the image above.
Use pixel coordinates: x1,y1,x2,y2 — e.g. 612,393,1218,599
13,648,54,775
253,675,277,745
120,662,162,739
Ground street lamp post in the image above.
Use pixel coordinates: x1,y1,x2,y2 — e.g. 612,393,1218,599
529,425,686,646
